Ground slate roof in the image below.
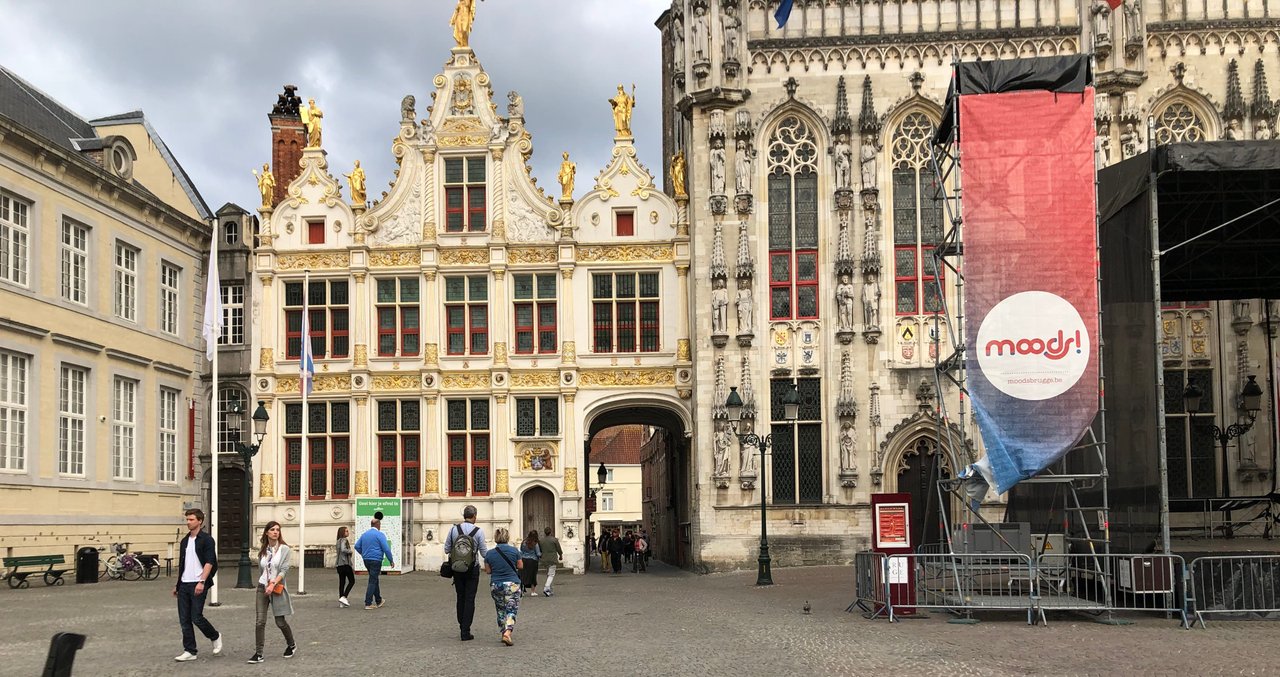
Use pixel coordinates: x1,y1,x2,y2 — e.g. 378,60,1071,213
0,65,98,152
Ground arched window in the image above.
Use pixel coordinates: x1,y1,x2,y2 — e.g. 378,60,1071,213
224,221,239,246
1153,101,1210,144
890,112,944,317
766,115,820,321
218,387,246,455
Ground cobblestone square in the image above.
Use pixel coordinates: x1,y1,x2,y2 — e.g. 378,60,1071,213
2,560,1277,676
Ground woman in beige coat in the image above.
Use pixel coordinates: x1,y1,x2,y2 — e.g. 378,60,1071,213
247,521,295,664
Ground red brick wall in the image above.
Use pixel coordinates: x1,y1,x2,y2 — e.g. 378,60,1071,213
269,115,304,208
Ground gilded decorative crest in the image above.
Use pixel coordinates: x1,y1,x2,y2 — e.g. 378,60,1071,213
355,471,370,496
676,339,691,361
424,343,439,366
258,473,274,498
259,348,275,370
517,445,555,471
424,469,439,494
578,369,675,387
576,244,673,262
511,370,559,388
561,341,576,364
495,469,510,494
353,345,368,368
369,249,421,267
494,341,508,365
439,248,490,265
278,252,351,270
508,247,557,264
442,371,488,389
563,467,579,492
372,374,418,391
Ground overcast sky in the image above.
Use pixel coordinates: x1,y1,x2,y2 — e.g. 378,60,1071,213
1,0,671,218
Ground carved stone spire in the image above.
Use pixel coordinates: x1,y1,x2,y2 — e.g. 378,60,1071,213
836,212,855,275
712,356,728,419
1224,59,1247,122
1252,59,1276,124
710,223,728,279
836,351,857,418
858,76,880,136
832,76,853,138
740,354,757,419
735,221,754,280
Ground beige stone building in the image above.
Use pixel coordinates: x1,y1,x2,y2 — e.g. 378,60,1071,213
656,0,1280,567
0,67,213,561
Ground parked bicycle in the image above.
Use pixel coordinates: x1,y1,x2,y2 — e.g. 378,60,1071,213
98,543,160,581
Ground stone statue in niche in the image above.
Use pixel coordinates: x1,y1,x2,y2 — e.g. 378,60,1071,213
713,424,732,477
671,14,684,70
736,284,753,334
1225,119,1245,140
1120,122,1143,159
722,4,740,60
400,95,416,121
833,137,853,190
1255,119,1275,140
863,275,881,327
1097,133,1111,165
859,136,878,190
711,277,729,335
839,422,856,471
710,139,727,195
836,274,856,331
740,432,757,475
1092,2,1111,41
734,140,753,195
1122,1,1141,41
691,5,709,63
507,91,524,118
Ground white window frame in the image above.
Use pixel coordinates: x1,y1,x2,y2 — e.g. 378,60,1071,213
112,377,137,480
160,262,180,336
0,191,30,287
61,219,88,304
158,387,178,483
0,351,28,471
600,490,615,512
220,283,245,345
606,468,615,483
59,365,87,476
114,242,138,322
218,387,246,454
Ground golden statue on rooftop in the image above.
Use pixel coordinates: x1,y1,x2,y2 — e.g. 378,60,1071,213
451,0,478,48
345,160,367,205
557,152,576,201
610,84,636,138
670,151,687,198
253,163,275,210
300,98,323,148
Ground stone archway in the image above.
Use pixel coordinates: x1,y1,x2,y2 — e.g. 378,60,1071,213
893,436,952,547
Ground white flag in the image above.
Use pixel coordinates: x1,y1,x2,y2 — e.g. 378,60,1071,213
201,244,222,362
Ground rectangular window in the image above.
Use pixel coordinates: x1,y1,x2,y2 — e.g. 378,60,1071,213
376,399,421,497
159,387,178,483
515,396,559,437
112,377,137,480
444,275,488,355
600,491,614,512
0,191,30,286
114,242,138,322
283,401,350,500
444,156,487,232
61,219,88,304
615,210,635,237
161,262,180,336
376,277,421,357
220,283,245,345
893,167,944,315
218,387,245,455
446,398,490,496
284,280,350,359
59,365,87,476
0,351,28,471
770,378,822,505
307,219,325,245
513,273,557,354
591,271,660,353
768,165,820,321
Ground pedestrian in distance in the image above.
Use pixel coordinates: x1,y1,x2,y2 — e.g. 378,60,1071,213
173,508,222,662
519,530,541,596
444,504,488,641
633,533,648,573
623,530,634,564
246,521,296,664
608,528,624,574
482,527,523,646
597,531,611,573
354,518,394,610
335,526,355,608
640,528,653,566
540,526,563,596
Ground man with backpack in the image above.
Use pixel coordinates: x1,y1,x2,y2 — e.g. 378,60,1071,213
443,505,488,641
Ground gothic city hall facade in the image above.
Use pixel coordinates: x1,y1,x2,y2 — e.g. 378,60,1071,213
245,1,1279,573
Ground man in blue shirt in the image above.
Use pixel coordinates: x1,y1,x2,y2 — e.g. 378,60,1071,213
443,505,488,641
354,519,394,610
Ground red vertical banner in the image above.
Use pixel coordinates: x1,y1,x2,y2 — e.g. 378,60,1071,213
960,89,1100,493
872,493,915,614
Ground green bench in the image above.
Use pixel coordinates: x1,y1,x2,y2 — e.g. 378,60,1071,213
3,555,70,588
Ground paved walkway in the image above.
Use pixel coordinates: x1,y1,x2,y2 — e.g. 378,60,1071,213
2,557,1277,676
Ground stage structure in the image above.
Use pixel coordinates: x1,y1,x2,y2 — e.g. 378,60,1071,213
925,55,1113,568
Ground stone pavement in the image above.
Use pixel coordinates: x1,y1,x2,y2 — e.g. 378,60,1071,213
1,556,1277,676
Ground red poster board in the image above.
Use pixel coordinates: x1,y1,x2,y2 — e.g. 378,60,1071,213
871,492,915,613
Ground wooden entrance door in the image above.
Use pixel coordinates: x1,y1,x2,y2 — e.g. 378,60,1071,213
522,487,555,539
217,466,245,557
897,438,951,547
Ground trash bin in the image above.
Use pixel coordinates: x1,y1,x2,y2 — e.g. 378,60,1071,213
304,548,325,569
76,547,99,584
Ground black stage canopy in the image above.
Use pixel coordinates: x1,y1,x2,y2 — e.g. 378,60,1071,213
934,55,1092,144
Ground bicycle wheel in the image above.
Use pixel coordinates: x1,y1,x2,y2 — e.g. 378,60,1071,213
98,559,109,580
143,563,160,580
122,561,142,581
102,555,121,580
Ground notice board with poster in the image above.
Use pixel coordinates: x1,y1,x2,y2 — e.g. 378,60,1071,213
871,493,915,613
353,498,403,574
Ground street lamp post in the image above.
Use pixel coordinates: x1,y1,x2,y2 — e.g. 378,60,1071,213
227,400,271,589
725,382,799,586
1183,375,1264,537
588,463,608,539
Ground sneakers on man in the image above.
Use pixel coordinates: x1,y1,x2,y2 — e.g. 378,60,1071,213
338,596,349,608
212,634,223,655
543,589,552,597
365,604,377,610
174,652,197,662
283,645,296,659
246,653,264,664
376,598,385,608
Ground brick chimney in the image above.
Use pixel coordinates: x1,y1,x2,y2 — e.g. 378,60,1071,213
268,85,305,208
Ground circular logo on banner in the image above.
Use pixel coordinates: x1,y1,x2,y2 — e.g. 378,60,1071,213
975,291,1090,401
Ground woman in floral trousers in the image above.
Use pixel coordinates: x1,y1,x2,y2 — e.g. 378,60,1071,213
481,527,523,645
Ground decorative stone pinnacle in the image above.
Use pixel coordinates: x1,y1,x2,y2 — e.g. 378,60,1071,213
859,75,881,135
1224,59,1246,121
832,76,853,137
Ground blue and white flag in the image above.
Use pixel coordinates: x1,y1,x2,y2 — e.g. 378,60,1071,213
775,0,794,28
300,282,315,396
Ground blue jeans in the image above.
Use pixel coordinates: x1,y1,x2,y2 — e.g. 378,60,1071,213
176,582,219,653
363,559,382,606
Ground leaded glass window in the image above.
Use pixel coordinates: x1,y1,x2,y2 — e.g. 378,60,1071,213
890,112,944,316
766,115,821,320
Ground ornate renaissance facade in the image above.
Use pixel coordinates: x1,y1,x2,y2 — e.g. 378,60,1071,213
657,0,1280,566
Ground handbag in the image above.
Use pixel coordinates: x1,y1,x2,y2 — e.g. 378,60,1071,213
439,561,454,578
270,582,285,595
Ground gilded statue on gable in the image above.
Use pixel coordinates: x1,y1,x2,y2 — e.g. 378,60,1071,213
300,98,323,147
610,84,636,138
451,0,479,48
558,151,576,201
670,151,687,198
253,163,275,210
345,160,367,205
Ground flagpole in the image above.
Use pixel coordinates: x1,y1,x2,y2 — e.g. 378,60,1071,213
299,268,309,596
207,222,221,606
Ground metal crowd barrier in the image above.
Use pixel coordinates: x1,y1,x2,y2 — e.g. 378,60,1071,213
1034,553,1189,628
1188,555,1280,628
848,551,889,619
900,551,1038,624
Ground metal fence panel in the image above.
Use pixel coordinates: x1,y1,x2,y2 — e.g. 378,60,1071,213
848,551,890,619
1035,553,1189,627
1189,555,1280,627
897,552,1037,624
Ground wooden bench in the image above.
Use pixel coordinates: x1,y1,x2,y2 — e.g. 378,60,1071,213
3,555,70,588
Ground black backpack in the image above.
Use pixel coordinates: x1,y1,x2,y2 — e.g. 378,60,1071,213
449,524,478,573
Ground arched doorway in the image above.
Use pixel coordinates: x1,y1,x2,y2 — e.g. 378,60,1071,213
895,436,952,547
521,486,555,538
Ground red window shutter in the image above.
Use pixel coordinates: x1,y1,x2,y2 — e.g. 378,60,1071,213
307,220,325,244
616,211,634,237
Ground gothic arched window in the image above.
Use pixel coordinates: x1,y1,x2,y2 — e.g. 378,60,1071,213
766,115,820,321
890,112,944,316
1153,101,1209,144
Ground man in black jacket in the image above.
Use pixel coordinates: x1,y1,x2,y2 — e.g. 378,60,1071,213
173,508,221,661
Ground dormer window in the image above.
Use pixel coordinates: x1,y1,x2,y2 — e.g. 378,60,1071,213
106,139,134,181
224,221,239,246
444,156,486,232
